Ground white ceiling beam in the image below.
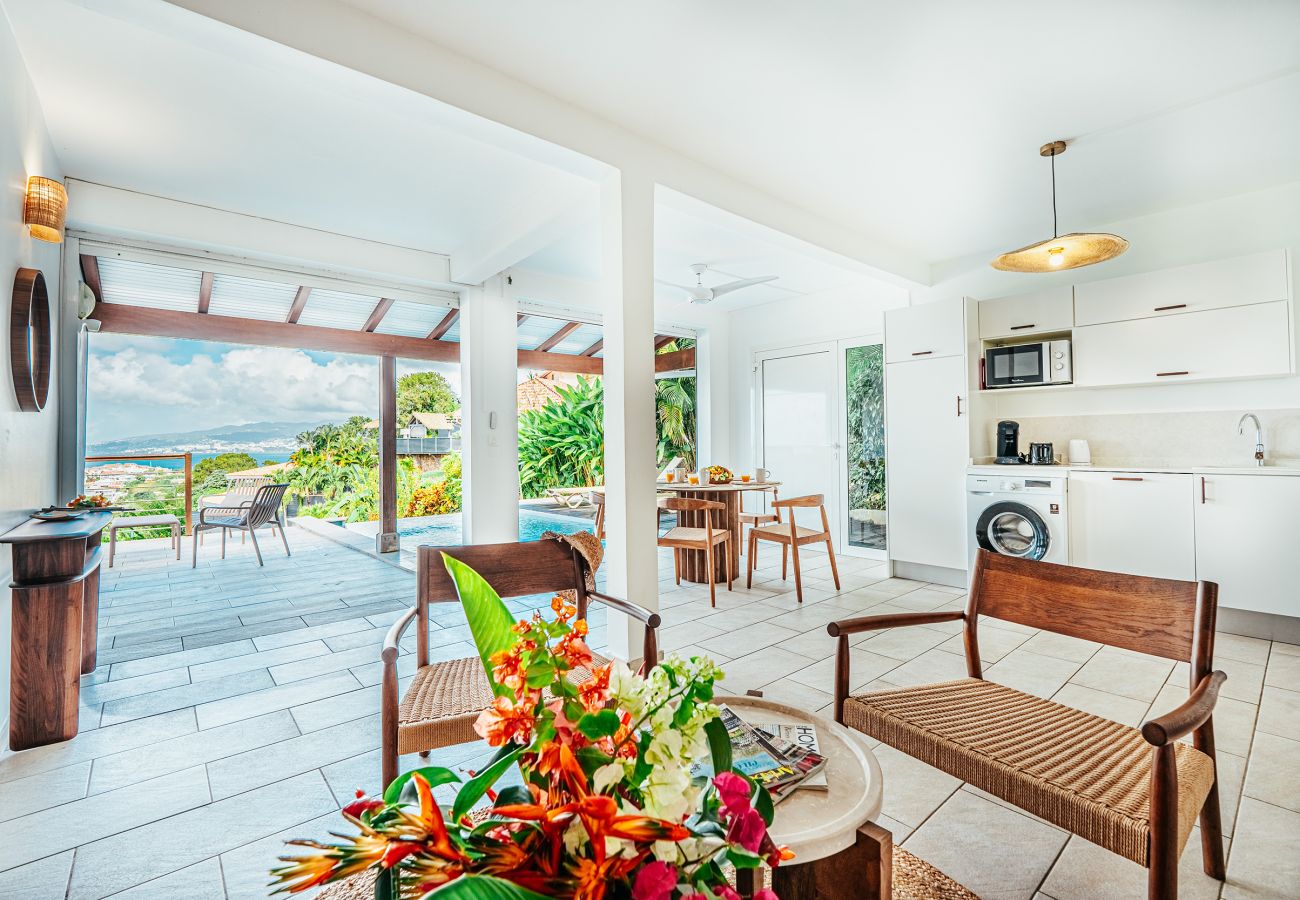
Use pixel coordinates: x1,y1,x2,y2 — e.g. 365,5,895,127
162,0,931,287
450,185,597,285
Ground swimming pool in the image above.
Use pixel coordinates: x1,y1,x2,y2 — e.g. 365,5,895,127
398,509,594,545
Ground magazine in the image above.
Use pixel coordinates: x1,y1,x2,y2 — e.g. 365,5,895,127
756,720,828,791
693,705,827,802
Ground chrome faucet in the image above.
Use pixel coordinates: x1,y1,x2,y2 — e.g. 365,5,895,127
1238,413,1264,466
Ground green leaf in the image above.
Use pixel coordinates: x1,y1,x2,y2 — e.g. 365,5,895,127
451,745,523,822
374,865,399,900
441,554,517,696
576,709,621,740
382,766,462,806
492,785,532,807
524,660,556,689
704,716,732,775
753,782,775,827
726,847,763,869
423,874,553,899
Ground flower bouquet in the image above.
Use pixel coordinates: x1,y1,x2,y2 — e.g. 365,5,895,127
270,553,789,899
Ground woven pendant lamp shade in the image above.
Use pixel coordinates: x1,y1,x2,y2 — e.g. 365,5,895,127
23,176,67,243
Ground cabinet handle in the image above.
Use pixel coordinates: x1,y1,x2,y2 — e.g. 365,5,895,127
1009,323,1037,330
956,395,963,417
1155,371,1190,377
1201,476,1207,504
1112,476,1144,481
911,350,933,357
1154,304,1187,312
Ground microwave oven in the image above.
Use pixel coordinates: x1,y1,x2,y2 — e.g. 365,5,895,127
984,339,1072,389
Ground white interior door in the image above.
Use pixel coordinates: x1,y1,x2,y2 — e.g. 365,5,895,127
756,345,838,548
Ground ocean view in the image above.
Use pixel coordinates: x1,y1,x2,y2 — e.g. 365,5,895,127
85,451,296,470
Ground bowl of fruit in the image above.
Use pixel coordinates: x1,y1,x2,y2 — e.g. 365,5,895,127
704,465,733,484
69,494,112,509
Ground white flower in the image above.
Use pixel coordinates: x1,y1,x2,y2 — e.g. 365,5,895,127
592,762,627,795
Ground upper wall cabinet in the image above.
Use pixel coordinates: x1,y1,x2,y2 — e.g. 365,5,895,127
978,286,1073,340
884,297,965,364
1073,249,1289,327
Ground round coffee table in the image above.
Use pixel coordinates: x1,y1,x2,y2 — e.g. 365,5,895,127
717,695,888,899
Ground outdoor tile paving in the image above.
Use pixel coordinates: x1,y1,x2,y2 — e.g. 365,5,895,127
1,524,1297,898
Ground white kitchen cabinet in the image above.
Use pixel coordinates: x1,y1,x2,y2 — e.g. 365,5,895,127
884,297,965,364
978,286,1074,340
886,354,969,571
1068,471,1196,580
1195,474,1300,617
1074,249,1289,327
1073,301,1292,388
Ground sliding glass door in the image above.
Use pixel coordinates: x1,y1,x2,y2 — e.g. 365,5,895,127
840,340,887,558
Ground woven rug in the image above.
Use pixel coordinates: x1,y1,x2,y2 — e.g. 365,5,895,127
318,846,980,899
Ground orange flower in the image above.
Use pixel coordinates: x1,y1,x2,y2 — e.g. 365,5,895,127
551,595,577,622
577,664,610,713
555,633,594,669
490,648,526,692
474,693,538,746
572,619,589,637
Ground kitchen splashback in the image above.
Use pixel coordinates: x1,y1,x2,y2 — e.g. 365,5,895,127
1005,408,1300,468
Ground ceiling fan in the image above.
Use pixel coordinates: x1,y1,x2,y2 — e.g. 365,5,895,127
656,264,778,304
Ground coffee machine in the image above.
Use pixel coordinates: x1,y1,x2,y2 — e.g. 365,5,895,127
996,420,1023,464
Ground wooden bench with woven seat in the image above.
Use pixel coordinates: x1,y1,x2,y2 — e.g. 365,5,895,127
828,550,1227,900
379,539,661,788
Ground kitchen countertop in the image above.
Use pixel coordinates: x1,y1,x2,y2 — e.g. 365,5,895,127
969,461,1300,477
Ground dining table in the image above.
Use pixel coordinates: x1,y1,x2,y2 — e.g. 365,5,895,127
656,479,781,583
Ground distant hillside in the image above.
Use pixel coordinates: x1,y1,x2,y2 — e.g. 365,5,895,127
89,421,323,456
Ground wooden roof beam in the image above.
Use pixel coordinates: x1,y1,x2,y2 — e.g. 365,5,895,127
535,320,582,353
427,308,459,340
362,297,395,333
286,286,311,324
654,335,676,350
580,338,603,356
197,272,214,314
79,255,103,304
517,313,529,326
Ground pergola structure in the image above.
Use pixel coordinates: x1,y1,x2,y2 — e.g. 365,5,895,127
79,247,695,555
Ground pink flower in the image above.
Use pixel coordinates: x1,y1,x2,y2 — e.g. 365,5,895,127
727,806,767,853
713,772,752,815
712,887,741,900
632,860,678,900
754,891,780,900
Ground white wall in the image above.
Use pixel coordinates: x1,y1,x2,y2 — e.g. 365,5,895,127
0,8,63,737
725,281,909,475
919,181,1300,444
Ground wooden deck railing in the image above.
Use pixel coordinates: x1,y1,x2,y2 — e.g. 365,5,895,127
84,452,193,535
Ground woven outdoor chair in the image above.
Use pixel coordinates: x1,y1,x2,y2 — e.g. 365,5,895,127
828,550,1227,900
379,539,661,788
191,483,290,567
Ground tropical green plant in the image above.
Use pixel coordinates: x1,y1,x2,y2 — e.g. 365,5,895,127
193,452,258,485
846,344,886,513
398,371,459,421
517,376,606,498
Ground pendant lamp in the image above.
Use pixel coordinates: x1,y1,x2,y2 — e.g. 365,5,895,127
992,140,1127,272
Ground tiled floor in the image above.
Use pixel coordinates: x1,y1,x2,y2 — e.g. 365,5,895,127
2,526,1298,899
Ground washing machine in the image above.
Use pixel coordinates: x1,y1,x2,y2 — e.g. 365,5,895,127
966,470,1069,570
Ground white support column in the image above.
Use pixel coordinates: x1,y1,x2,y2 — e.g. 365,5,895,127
600,170,659,661
459,276,520,544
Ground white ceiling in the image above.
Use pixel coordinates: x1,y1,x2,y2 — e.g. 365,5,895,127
4,0,594,256
336,0,1300,265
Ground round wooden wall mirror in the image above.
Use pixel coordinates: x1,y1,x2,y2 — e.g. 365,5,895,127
10,268,51,412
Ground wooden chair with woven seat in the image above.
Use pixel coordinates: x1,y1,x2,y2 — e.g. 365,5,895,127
379,539,661,788
827,550,1228,900
745,493,840,603
737,485,779,555
657,496,733,607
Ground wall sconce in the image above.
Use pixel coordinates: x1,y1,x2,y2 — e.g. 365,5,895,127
23,176,68,244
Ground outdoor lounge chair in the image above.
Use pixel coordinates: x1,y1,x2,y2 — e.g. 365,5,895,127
828,550,1227,900
191,483,290,567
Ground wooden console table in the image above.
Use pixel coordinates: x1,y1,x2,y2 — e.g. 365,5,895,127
2,511,110,750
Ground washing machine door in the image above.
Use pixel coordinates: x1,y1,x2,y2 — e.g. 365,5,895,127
974,501,1051,560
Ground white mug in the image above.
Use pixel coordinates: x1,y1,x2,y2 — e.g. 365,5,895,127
754,467,770,483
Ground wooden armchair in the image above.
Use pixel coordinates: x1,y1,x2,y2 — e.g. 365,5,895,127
827,550,1226,900
380,540,661,788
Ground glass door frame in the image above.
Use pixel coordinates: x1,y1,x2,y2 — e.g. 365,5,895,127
835,333,887,561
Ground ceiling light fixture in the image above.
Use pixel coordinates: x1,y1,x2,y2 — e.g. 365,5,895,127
23,176,68,244
992,140,1127,273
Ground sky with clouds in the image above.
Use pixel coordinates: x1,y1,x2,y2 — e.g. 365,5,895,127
87,334,464,442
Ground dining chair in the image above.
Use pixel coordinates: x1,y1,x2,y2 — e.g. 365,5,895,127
657,496,733,607
191,483,290,567
591,490,605,540
380,539,661,788
738,485,780,554
745,493,840,602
